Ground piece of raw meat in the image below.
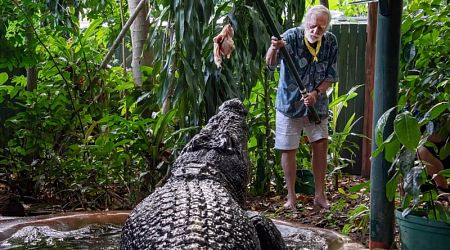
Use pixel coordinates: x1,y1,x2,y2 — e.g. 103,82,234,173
213,24,235,68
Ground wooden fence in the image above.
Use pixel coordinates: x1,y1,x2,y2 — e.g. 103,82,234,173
330,21,368,175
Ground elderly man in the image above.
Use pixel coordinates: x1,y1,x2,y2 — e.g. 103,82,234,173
265,5,338,209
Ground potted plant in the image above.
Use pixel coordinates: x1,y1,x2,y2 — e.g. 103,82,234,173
372,1,450,249
374,104,450,249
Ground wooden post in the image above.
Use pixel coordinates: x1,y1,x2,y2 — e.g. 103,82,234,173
370,0,402,249
361,2,377,177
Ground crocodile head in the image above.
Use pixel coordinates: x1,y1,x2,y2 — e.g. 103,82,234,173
171,98,250,206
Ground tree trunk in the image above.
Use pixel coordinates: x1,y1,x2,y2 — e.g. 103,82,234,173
119,0,127,73
320,0,329,8
25,25,37,91
128,0,149,87
26,66,37,91
161,25,176,114
98,0,146,70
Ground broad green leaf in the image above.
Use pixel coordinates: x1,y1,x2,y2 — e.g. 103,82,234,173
153,109,176,148
423,102,449,121
375,106,397,147
384,134,400,163
0,72,8,85
349,181,370,193
82,18,103,43
114,82,134,91
386,172,399,202
394,112,421,151
0,85,14,92
439,141,450,160
348,194,359,200
371,142,385,158
114,139,133,148
104,141,114,154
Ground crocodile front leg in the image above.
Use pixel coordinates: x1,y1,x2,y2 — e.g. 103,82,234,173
246,211,287,250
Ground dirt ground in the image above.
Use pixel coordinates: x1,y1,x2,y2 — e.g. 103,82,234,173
247,175,371,247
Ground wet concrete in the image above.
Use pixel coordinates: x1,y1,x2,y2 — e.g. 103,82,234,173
273,219,367,250
0,211,367,249
0,211,129,242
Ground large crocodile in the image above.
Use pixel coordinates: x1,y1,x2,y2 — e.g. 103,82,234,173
120,98,286,249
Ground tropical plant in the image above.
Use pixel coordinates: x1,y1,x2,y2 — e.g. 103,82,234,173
335,0,367,17
146,0,307,128
328,83,364,190
377,103,449,221
342,204,370,240
375,0,450,222
246,70,278,195
0,0,378,210
341,181,370,242
0,5,192,209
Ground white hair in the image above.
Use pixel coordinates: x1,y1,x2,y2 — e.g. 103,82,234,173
303,5,332,31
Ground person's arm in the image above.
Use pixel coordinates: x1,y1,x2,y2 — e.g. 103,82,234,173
265,45,279,66
315,80,332,96
427,133,442,144
265,36,286,67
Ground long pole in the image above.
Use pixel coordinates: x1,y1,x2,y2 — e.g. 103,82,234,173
369,0,403,249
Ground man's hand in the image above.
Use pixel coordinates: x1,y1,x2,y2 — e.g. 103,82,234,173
303,91,318,107
270,36,286,50
266,36,286,65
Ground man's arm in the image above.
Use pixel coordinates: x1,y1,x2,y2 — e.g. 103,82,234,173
265,45,278,66
265,36,286,66
315,80,332,96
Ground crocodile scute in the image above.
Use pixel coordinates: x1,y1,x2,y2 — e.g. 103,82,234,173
120,98,286,250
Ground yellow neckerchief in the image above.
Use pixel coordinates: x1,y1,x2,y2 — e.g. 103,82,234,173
304,36,321,62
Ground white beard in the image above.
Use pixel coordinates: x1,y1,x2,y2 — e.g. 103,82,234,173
305,32,322,44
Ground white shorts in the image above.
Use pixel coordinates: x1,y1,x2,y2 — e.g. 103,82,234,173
275,111,328,150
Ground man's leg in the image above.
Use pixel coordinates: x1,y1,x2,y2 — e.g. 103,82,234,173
281,149,297,209
417,146,448,189
311,138,330,209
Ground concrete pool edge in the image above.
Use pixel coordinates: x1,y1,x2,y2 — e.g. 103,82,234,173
1,211,367,249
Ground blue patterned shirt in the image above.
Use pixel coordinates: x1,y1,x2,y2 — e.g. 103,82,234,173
274,27,338,118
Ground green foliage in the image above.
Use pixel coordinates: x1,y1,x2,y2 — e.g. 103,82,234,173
0,6,192,209
376,0,450,222
0,1,38,70
246,69,284,195
0,73,8,85
328,83,364,188
335,0,367,17
147,0,307,128
342,204,370,237
338,181,370,240
400,0,450,113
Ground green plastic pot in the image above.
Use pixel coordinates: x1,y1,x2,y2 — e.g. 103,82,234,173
395,209,450,250
295,169,315,195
